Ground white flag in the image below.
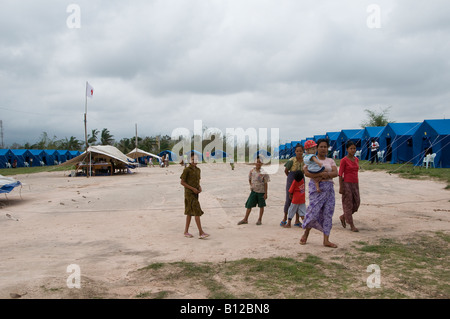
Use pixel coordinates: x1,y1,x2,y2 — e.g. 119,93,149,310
86,82,94,98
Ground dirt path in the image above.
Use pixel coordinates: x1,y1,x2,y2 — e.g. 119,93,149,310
1,163,448,298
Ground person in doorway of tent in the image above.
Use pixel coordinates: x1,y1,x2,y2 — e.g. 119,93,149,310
339,140,360,232
180,152,209,239
238,157,270,226
303,140,325,193
300,139,338,248
370,138,379,164
12,159,17,168
284,170,306,228
281,144,304,227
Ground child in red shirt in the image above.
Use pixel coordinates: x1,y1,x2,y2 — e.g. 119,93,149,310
284,170,306,228
338,141,360,232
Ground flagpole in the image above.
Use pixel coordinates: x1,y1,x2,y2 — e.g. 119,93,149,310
135,123,138,168
84,81,90,177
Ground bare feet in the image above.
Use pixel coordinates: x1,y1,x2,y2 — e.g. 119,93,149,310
339,215,346,228
299,235,307,245
300,230,309,245
349,222,359,232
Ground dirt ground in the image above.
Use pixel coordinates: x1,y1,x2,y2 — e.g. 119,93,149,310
0,162,449,299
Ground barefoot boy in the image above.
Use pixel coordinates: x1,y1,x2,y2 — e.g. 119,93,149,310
238,157,270,226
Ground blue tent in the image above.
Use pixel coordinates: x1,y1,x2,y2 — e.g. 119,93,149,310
0,149,16,169
336,129,364,159
253,150,271,159
278,144,286,158
68,150,81,160
379,122,420,164
412,119,450,168
29,149,45,166
184,150,203,161
313,135,326,142
56,150,70,163
159,150,177,161
361,127,385,161
282,143,292,159
11,149,34,167
325,132,340,154
289,141,302,158
211,150,228,159
42,150,57,165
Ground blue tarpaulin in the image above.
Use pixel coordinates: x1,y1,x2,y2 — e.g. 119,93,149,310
0,175,22,194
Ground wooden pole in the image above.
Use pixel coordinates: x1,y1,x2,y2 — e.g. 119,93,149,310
84,81,90,177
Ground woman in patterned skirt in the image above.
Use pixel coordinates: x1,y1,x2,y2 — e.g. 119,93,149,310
300,139,338,248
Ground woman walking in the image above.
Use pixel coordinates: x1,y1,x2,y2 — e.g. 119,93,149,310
300,139,338,248
338,141,360,232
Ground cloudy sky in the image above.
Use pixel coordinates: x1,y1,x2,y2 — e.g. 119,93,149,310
1,0,449,148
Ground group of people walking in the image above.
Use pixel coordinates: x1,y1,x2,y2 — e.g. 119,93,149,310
180,139,361,247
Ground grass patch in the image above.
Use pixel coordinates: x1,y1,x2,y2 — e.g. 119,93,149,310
134,232,449,299
357,161,450,189
0,165,73,176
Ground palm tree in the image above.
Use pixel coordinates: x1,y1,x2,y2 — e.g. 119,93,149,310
116,138,134,154
61,136,82,150
88,129,99,145
100,128,114,145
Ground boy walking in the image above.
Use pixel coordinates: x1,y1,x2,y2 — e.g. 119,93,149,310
238,157,270,226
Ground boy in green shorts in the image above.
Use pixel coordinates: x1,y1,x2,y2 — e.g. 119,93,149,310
238,157,270,226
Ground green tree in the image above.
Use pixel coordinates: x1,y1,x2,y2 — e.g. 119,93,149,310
116,137,134,154
361,107,395,128
31,132,58,149
60,136,82,150
88,129,99,145
100,128,114,145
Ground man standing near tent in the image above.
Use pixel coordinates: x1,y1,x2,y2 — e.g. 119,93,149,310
370,138,379,164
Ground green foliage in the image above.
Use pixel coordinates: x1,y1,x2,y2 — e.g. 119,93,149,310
361,107,394,128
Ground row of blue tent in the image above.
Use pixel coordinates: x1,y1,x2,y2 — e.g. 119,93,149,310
157,149,271,162
0,149,82,169
275,119,450,168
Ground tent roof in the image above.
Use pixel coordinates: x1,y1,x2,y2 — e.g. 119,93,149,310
386,122,420,135
127,148,162,159
423,119,450,135
326,132,340,140
61,145,137,167
29,149,44,156
364,126,384,138
11,149,31,156
340,129,364,139
0,149,14,156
